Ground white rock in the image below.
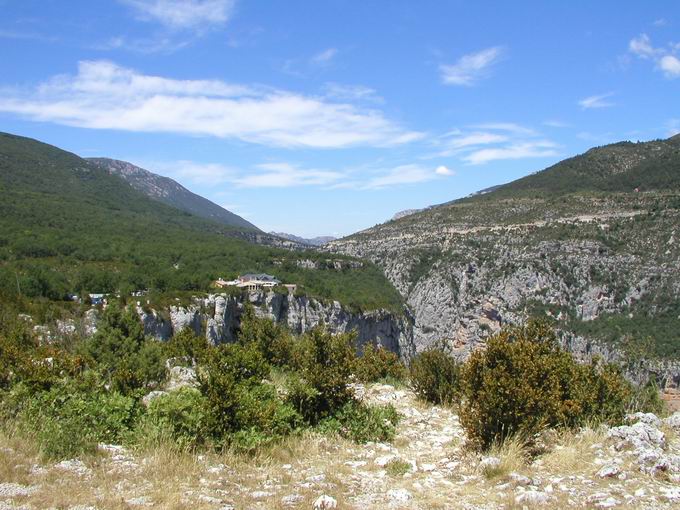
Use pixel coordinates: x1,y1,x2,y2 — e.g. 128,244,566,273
313,495,337,509
0,483,36,497
480,456,501,469
55,459,91,476
282,494,304,505
375,454,397,467
597,465,620,478
595,497,619,508
387,488,412,504
515,490,550,505
626,412,662,427
664,412,680,430
607,422,665,450
141,390,168,406
250,491,273,499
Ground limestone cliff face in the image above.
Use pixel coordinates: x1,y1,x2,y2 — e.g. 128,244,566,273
136,291,415,360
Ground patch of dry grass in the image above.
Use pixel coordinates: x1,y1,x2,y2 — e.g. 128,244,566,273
538,426,607,474
478,435,529,480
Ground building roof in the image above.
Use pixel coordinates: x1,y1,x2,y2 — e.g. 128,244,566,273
240,273,280,283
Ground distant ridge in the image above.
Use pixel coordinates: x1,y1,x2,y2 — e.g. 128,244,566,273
269,232,336,246
88,158,259,231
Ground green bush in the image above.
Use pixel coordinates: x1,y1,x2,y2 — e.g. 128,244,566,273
409,349,460,405
460,320,632,450
135,387,209,450
354,344,407,383
197,342,301,450
13,380,140,459
238,307,294,367
317,401,400,443
166,328,210,364
82,303,166,393
287,327,357,424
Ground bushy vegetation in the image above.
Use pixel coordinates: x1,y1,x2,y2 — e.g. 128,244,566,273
409,349,460,405
405,320,663,451
354,344,407,384
459,321,634,449
0,301,401,459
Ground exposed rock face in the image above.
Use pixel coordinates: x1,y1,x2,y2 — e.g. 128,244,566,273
137,291,415,360
327,135,680,390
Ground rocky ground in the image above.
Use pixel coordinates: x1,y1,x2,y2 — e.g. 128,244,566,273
1,384,680,509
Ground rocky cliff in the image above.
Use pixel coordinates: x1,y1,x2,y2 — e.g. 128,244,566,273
134,291,415,360
326,136,680,388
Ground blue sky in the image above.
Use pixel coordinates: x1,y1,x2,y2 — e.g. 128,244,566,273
1,1,679,237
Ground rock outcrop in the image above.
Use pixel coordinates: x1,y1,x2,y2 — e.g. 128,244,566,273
136,291,415,360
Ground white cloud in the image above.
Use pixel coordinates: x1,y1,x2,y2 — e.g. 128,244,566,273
439,46,505,86
578,92,615,109
667,119,680,137
140,159,237,185
629,33,680,79
435,165,455,176
434,123,559,165
659,55,680,77
235,163,344,188
629,34,660,59
0,60,422,149
120,0,235,30
311,48,338,66
543,119,570,128
363,164,450,189
323,83,383,103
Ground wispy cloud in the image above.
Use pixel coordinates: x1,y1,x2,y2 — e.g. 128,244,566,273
323,83,383,103
434,123,559,165
667,119,680,137
310,48,338,66
0,29,58,43
629,33,680,78
439,46,505,86
0,60,423,149
463,141,558,165
543,119,570,128
363,164,448,189
578,92,615,110
119,0,235,31
235,163,344,188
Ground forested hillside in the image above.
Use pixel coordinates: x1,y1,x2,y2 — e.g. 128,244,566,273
0,132,403,313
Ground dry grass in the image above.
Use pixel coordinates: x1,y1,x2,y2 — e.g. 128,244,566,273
478,435,529,480
539,426,607,474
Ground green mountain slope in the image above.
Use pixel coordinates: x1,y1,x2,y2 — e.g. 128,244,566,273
88,158,260,231
0,132,403,312
328,135,680,359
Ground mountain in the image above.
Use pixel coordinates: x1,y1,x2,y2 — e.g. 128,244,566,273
269,232,336,246
327,135,680,362
0,132,404,312
88,158,259,231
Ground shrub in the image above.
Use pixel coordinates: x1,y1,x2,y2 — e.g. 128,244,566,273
197,342,301,451
385,458,411,476
409,349,461,405
135,387,209,451
317,401,400,443
238,306,294,367
14,381,140,459
166,328,210,364
287,327,357,424
82,303,166,393
354,344,407,383
460,320,632,450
